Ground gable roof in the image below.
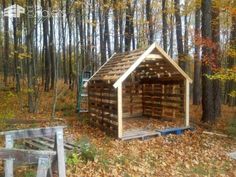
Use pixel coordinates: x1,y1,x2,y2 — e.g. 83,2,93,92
86,43,192,88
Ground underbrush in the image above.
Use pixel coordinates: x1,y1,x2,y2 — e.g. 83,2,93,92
67,136,98,166
227,117,236,137
67,136,110,169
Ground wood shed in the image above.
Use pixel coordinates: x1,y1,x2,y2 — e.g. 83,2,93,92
85,43,192,139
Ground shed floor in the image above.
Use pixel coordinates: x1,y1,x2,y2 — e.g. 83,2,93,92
122,116,184,140
123,116,184,132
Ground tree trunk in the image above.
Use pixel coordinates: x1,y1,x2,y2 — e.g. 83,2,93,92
225,2,236,106
193,4,201,105
52,14,60,119
12,0,20,92
77,7,85,69
169,1,174,58
66,0,73,90
174,0,185,71
212,1,221,117
119,1,124,52
26,0,35,113
125,2,132,51
113,0,119,53
49,0,55,90
92,0,97,72
162,0,168,51
61,0,68,84
146,0,154,44
104,0,111,57
2,0,9,86
184,15,189,54
42,0,50,92
99,4,106,64
201,0,215,122
125,0,137,51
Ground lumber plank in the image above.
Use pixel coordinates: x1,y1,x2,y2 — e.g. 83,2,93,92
0,148,56,165
0,126,66,140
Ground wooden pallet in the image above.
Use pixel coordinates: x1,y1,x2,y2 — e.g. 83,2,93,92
122,129,161,141
122,127,194,140
159,127,193,136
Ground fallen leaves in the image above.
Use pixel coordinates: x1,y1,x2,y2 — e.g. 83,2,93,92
0,87,235,177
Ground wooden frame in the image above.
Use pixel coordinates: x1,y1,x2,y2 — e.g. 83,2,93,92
185,80,190,127
86,43,192,139
113,43,192,89
118,84,123,138
0,126,66,177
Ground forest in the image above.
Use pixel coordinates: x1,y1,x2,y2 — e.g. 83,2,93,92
0,0,235,176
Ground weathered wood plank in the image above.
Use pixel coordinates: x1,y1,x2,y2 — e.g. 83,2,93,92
36,157,51,177
0,126,66,140
5,134,13,177
0,148,56,165
56,129,66,177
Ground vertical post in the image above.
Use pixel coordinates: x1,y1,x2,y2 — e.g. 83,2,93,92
36,157,50,177
5,134,14,177
185,80,190,127
56,128,66,177
118,84,123,138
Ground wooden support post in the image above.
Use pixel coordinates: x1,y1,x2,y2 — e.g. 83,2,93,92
36,157,50,177
56,129,66,177
5,134,13,177
185,80,190,127
118,84,123,138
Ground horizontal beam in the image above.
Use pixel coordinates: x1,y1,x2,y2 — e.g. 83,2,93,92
0,148,56,165
145,54,163,59
0,126,66,140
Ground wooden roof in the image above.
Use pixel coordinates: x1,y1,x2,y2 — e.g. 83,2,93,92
86,43,192,88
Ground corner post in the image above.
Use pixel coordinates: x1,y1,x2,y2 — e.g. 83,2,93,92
56,128,66,177
5,134,14,177
185,80,190,127
118,84,123,138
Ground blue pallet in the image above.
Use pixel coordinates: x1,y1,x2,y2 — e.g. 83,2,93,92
158,127,194,136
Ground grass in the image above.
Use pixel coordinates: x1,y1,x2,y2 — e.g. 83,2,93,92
227,117,236,137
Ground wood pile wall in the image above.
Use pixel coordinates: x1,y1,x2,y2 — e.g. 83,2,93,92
123,80,143,118
142,80,185,120
88,81,118,136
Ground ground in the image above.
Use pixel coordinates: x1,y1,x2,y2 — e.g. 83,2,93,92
0,83,235,177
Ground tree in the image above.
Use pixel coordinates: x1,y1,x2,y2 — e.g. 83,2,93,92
124,0,137,51
162,0,168,51
49,0,55,90
174,0,186,71
225,1,236,106
99,2,106,64
66,0,73,90
92,0,97,71
212,0,221,117
41,0,50,92
26,0,38,113
169,0,174,58
146,0,154,44
60,0,68,84
119,0,124,52
113,0,119,52
201,0,216,122
104,0,112,57
12,0,21,92
2,0,9,86
193,2,201,105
